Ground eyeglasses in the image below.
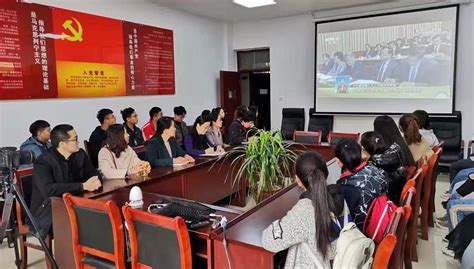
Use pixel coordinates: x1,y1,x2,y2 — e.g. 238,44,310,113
65,137,79,142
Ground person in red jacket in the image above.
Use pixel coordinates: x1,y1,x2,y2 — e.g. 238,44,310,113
142,107,162,142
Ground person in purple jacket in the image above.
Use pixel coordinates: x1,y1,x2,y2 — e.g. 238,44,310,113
184,112,224,157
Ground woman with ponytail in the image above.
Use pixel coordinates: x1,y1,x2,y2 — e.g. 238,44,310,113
399,113,433,162
335,138,388,229
262,151,335,268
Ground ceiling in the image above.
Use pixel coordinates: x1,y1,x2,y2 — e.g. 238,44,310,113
148,0,446,22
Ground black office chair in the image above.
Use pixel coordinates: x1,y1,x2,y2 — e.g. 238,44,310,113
307,108,333,142
280,108,305,140
430,111,462,168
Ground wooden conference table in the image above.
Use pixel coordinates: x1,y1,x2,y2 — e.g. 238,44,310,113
51,143,335,268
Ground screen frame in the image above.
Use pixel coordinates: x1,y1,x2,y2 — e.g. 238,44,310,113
313,4,460,116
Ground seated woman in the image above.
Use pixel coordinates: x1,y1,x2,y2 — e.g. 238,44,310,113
361,131,407,204
399,113,434,162
413,109,440,147
146,117,195,167
228,111,256,145
98,124,150,179
206,111,227,147
262,151,335,268
335,138,388,228
184,114,224,157
374,115,415,167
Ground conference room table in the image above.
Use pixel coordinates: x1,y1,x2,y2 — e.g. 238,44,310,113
51,142,335,268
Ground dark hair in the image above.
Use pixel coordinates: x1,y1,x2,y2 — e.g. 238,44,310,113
97,109,113,124
29,120,50,137
399,114,422,145
210,111,220,125
333,51,344,61
374,115,415,166
201,110,211,118
155,117,174,137
149,107,162,120
334,138,362,173
191,114,212,149
295,151,331,259
121,107,135,122
174,106,187,116
413,110,431,130
327,184,344,218
235,105,248,120
51,124,74,148
361,131,387,156
106,124,128,158
241,110,256,123
248,106,258,114
211,107,223,116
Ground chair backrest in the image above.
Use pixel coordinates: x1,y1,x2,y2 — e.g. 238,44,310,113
327,132,360,145
281,108,305,140
389,205,411,269
14,168,34,226
293,131,322,144
308,108,333,142
424,149,441,201
399,179,415,206
122,206,192,269
430,111,461,152
432,140,445,153
83,140,92,157
63,193,126,269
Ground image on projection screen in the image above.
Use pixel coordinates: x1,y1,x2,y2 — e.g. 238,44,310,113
314,6,457,114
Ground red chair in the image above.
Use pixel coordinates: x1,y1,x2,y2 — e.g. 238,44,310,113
327,131,360,145
410,159,428,261
63,193,126,269
373,208,404,269
420,149,441,240
293,131,322,144
401,187,416,269
389,197,412,269
428,148,443,227
14,168,53,269
122,206,192,269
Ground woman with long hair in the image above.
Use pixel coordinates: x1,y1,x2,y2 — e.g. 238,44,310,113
374,115,415,166
98,124,150,179
361,131,407,204
262,151,335,268
399,113,433,162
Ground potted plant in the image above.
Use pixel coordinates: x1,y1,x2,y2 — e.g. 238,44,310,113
213,130,299,203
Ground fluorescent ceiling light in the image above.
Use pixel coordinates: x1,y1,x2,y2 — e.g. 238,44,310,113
233,0,276,8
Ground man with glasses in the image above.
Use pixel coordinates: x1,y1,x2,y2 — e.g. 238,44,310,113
121,107,144,148
89,108,116,167
19,120,52,167
30,124,101,238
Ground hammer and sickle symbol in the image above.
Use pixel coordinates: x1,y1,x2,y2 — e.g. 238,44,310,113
61,17,83,42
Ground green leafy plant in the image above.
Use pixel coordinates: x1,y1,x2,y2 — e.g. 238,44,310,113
213,130,299,203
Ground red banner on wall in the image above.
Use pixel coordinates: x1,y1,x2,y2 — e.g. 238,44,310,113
0,2,175,100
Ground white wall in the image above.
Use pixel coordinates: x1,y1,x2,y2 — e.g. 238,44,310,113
232,4,474,146
0,0,227,147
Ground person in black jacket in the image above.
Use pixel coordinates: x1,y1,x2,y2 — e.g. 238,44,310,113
121,107,144,148
30,124,102,238
228,110,256,146
89,108,116,167
146,117,195,167
361,131,407,205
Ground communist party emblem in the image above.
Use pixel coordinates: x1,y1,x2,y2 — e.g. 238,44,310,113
61,17,83,42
